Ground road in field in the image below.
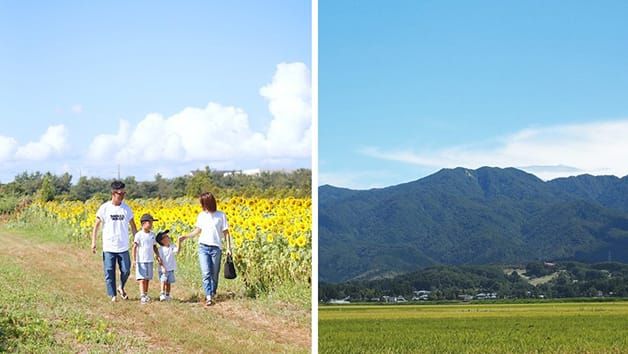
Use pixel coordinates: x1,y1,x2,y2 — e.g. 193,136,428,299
0,231,310,353
319,303,628,353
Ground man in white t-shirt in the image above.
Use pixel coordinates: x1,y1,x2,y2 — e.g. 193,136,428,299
91,181,138,302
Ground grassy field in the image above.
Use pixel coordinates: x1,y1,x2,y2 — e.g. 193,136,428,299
319,303,628,353
0,224,310,353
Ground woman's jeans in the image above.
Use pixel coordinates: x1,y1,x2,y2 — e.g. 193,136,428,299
198,244,222,297
103,251,131,297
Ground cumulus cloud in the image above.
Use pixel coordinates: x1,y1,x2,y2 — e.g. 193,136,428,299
261,62,312,157
361,119,628,180
87,105,265,163
15,125,69,161
0,135,18,162
2,63,310,180
87,62,311,167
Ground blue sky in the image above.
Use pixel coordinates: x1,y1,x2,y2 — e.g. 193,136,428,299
319,0,628,189
0,1,311,182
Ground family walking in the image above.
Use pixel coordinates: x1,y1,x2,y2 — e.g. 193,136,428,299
91,181,232,307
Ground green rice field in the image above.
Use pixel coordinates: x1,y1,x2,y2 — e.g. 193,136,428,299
319,302,628,353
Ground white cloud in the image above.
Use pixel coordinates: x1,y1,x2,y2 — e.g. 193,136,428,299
261,62,312,157
0,136,18,162
319,170,395,190
87,120,130,161
2,63,310,180
15,125,69,161
87,105,265,164
86,62,311,167
360,119,628,180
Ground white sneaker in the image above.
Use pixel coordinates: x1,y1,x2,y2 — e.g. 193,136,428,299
159,294,167,301
204,295,212,307
166,295,172,302
140,295,150,304
111,296,117,302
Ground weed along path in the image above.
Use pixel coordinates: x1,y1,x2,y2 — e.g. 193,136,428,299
0,230,310,353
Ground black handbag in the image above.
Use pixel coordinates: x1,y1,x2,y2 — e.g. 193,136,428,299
224,254,237,279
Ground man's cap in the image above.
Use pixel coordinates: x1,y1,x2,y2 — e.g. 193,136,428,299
111,180,125,190
156,229,170,244
140,213,158,223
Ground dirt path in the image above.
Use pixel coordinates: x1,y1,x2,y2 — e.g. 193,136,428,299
0,231,310,353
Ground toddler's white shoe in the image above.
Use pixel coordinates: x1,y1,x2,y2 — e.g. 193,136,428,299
159,293,167,301
117,287,128,300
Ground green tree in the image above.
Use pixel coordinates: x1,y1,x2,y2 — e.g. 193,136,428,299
70,176,110,201
37,174,55,202
186,167,217,197
53,172,73,196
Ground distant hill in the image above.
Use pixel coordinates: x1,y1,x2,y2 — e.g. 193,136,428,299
319,261,628,300
319,167,628,283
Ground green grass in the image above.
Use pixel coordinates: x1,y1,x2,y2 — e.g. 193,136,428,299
319,303,628,353
6,208,311,308
0,252,144,352
1,210,311,352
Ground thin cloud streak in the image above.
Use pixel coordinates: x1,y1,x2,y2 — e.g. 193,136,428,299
360,119,628,180
319,170,397,190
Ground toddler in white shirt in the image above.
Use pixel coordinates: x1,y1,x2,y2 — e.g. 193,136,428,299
156,230,183,301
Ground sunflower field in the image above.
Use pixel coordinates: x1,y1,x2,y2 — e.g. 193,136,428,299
31,196,311,295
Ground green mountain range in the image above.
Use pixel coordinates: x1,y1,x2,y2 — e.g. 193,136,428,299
319,167,628,283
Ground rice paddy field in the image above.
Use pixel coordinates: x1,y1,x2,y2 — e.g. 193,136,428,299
319,302,628,353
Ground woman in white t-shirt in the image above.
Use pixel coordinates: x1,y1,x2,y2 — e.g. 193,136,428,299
182,192,232,307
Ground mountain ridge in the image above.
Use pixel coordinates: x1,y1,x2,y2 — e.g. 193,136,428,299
319,167,628,283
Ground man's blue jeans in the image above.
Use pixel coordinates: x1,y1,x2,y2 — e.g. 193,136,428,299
103,251,131,297
198,244,222,297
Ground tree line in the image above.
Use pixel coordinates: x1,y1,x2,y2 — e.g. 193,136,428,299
0,167,311,213
319,261,628,301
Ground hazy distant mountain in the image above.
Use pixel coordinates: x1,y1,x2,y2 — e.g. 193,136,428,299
319,167,628,283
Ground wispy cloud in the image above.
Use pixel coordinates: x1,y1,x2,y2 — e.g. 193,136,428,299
70,104,83,114
319,170,397,190
54,104,84,115
360,119,628,180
